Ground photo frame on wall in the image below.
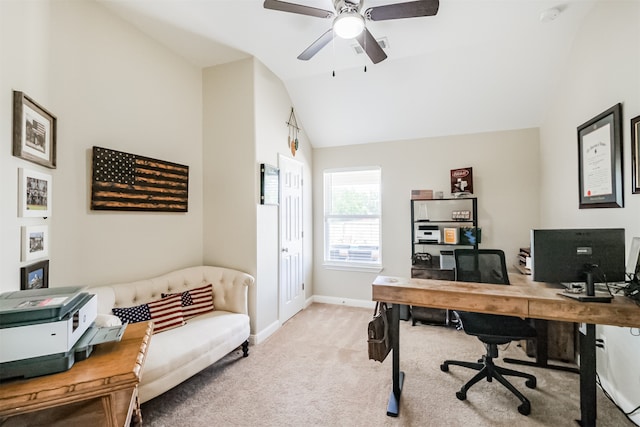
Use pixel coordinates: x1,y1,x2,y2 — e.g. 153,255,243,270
13,91,57,169
577,103,623,209
20,260,49,290
632,114,640,194
19,168,52,217
21,225,49,262
260,163,279,205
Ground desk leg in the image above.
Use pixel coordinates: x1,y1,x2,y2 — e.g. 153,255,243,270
578,323,596,427
101,393,118,427
386,303,404,417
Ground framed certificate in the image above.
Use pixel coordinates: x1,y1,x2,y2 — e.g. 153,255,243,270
260,163,279,205
577,103,623,209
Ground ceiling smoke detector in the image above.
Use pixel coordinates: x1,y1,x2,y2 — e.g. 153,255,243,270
353,37,388,55
540,7,560,23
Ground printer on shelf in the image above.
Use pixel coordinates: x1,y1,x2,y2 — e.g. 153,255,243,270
0,286,125,380
414,223,441,244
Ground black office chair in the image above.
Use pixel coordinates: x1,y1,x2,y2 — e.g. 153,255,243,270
440,249,537,416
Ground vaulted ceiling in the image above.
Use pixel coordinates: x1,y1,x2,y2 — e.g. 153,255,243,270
96,0,597,147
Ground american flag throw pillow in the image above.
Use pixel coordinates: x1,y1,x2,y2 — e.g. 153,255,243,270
162,284,215,320
112,294,185,333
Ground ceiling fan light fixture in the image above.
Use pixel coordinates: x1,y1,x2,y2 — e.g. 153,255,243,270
333,12,365,39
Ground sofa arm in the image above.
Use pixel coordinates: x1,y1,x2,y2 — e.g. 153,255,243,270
203,267,254,315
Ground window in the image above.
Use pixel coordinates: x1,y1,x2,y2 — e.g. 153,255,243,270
323,167,381,270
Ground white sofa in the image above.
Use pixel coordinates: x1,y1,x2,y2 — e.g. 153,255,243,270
88,266,253,403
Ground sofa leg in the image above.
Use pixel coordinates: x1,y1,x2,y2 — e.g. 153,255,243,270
242,340,249,357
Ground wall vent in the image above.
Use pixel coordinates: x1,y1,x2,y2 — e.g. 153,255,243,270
352,37,388,55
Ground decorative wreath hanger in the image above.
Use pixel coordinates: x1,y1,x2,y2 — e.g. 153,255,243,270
287,108,300,156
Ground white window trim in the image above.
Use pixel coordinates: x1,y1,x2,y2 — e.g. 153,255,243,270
323,166,382,272
322,262,384,273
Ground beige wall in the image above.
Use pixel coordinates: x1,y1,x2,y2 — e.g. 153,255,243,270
202,58,314,338
0,0,203,292
254,60,314,333
202,59,257,273
312,128,541,302
539,1,640,422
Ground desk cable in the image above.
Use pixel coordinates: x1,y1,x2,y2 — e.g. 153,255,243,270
596,372,640,421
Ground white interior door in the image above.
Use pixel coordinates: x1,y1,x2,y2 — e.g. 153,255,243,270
279,154,304,323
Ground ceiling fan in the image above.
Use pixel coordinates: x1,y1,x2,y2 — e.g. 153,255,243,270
263,0,440,64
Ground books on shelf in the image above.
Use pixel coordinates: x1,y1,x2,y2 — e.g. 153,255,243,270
443,228,459,244
411,189,434,200
459,227,481,245
518,247,531,273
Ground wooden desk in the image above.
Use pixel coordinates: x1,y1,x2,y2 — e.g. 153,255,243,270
0,321,152,427
372,275,640,427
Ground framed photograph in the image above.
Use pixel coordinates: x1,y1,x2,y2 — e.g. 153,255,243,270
13,91,57,169
632,115,640,194
20,260,49,290
260,163,279,205
577,103,623,209
21,225,49,262
19,168,52,217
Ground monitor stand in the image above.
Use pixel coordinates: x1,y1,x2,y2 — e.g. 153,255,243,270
559,271,613,303
585,271,595,296
560,292,613,303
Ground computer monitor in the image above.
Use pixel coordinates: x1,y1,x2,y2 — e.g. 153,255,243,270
627,237,640,280
530,228,626,288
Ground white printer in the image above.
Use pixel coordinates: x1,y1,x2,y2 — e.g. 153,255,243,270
0,286,124,380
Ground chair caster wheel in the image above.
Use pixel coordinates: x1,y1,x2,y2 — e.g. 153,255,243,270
518,402,531,416
525,378,536,389
440,364,449,372
455,391,466,401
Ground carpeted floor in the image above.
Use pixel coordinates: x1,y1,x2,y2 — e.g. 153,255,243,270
141,303,634,427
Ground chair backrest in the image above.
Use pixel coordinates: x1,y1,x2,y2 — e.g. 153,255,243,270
454,249,510,285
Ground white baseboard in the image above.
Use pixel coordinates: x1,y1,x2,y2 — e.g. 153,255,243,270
250,296,375,345
311,295,376,309
250,319,281,345
304,296,314,308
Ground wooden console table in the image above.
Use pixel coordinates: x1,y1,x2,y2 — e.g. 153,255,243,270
0,321,152,427
372,275,640,427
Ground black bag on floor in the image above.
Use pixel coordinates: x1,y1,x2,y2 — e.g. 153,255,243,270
368,302,391,362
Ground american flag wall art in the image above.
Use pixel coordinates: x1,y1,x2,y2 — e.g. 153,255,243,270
91,146,189,212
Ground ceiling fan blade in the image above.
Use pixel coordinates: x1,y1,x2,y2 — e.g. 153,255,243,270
355,28,387,64
263,0,334,19
298,29,336,60
365,0,439,21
